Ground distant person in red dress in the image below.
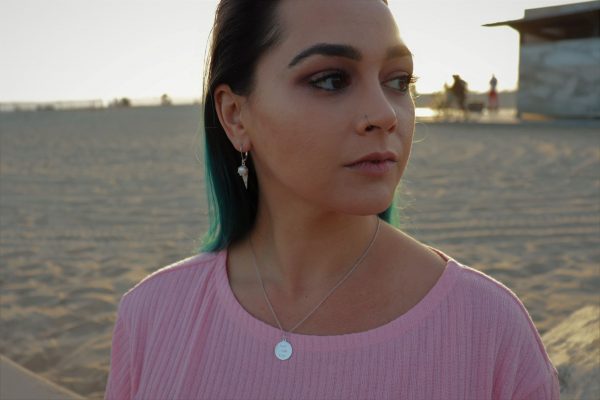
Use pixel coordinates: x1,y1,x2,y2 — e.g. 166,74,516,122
488,74,499,113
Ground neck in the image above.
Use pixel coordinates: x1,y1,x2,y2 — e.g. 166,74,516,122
246,205,380,298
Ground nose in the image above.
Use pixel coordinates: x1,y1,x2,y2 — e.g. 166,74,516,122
356,85,398,135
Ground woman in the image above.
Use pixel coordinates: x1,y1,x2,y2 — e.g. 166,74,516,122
105,0,559,398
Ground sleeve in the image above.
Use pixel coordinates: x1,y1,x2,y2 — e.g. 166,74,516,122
512,336,560,400
104,297,132,400
511,308,560,400
518,372,560,400
492,293,560,400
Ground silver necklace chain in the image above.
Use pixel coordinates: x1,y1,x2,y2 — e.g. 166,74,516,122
249,217,381,340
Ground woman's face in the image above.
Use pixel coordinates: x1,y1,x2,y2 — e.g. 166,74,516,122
242,0,415,216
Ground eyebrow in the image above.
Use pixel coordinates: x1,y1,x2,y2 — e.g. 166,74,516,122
288,43,413,68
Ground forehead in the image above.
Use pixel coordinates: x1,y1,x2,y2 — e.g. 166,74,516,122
275,0,403,61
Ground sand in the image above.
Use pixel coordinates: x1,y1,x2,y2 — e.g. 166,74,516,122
0,355,85,399
0,105,598,399
542,304,600,399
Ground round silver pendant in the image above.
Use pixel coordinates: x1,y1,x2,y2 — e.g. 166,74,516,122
274,340,293,361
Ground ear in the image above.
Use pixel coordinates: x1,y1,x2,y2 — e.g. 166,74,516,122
213,84,252,152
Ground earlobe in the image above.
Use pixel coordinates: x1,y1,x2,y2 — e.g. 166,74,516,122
213,84,252,151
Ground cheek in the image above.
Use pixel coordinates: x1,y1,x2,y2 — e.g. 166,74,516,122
400,103,416,140
395,107,416,170
250,90,342,165
250,103,331,180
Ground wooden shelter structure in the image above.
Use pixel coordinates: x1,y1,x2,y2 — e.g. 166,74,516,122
485,1,600,118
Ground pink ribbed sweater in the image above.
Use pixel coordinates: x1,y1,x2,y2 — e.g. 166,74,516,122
105,248,559,400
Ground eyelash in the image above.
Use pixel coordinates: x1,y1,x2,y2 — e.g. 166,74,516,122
307,70,418,93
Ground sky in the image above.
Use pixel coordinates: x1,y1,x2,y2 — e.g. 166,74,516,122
0,0,589,103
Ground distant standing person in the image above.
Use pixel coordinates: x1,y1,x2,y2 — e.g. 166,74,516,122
450,74,467,111
488,74,499,112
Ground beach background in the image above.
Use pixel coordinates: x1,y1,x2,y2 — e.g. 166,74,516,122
0,104,598,398
3,0,600,396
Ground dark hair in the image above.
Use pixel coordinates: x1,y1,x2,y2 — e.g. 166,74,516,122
198,0,398,252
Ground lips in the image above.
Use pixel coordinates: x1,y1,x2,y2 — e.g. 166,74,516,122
345,151,398,167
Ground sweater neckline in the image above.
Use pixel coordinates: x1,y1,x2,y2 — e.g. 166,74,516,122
215,246,460,352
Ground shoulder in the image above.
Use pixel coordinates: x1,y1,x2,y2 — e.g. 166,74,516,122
117,250,225,317
384,226,534,327
388,226,530,322
451,260,540,330
449,260,558,390
456,262,537,323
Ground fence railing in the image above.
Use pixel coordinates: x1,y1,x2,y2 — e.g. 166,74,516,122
0,97,201,113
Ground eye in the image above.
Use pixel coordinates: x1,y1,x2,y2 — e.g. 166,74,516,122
308,70,351,92
385,74,418,93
